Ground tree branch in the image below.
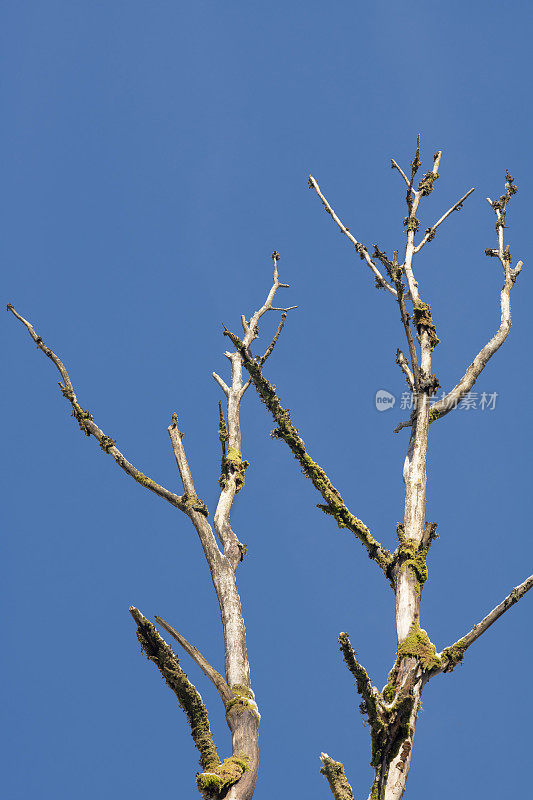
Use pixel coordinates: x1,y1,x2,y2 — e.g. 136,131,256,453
7,304,205,516
320,754,355,800
130,607,221,773
223,327,393,576
213,255,294,568
437,574,533,673
308,175,397,297
258,311,287,366
338,633,381,723
395,349,415,391
390,159,410,188
155,615,232,704
212,371,230,396
414,187,475,253
168,413,197,496
428,175,522,424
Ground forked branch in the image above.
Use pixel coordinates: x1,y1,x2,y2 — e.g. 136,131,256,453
429,174,522,424
213,255,294,567
7,304,205,516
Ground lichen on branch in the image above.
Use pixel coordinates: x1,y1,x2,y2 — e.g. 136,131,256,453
222,327,392,576
129,608,220,774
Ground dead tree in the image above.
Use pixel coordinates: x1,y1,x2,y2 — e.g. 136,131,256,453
223,140,530,799
8,139,531,800
7,263,297,800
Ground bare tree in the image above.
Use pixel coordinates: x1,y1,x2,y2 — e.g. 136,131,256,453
8,139,531,800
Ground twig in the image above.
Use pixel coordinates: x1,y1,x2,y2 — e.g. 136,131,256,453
258,312,287,366
428,175,522,424
155,615,232,703
212,372,230,396
391,159,410,187
414,187,475,253
168,413,196,496
437,574,533,673
396,349,414,391
308,175,397,297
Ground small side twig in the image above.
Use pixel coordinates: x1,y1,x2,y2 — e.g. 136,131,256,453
168,413,197,496
414,187,475,253
155,615,232,704
436,574,533,673
396,349,414,391
391,158,410,188
308,175,397,297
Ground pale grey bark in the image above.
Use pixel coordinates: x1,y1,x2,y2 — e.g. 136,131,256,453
237,142,529,800
8,264,293,799
8,141,530,800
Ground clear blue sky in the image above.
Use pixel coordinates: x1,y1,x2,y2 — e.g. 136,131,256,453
2,2,531,798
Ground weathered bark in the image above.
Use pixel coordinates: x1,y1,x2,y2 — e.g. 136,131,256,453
281,144,528,800
8,143,531,800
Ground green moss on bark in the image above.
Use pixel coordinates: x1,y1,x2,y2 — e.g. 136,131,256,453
197,754,249,798
398,617,441,670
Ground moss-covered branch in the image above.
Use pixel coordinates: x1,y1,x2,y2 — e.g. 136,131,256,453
196,754,249,798
223,328,392,576
320,754,355,800
130,607,220,774
338,633,380,723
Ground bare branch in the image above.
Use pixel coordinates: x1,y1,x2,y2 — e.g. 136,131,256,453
396,349,414,391
7,304,206,516
130,607,221,773
223,327,393,576
212,255,295,567
168,413,196,496
391,158,410,187
437,574,533,673
155,615,232,704
308,175,397,297
212,371,230,396
429,176,522,424
240,377,252,396
414,187,475,253
320,753,355,800
243,252,293,347
258,311,287,366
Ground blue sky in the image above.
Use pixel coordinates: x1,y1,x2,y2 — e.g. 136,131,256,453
2,2,531,798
